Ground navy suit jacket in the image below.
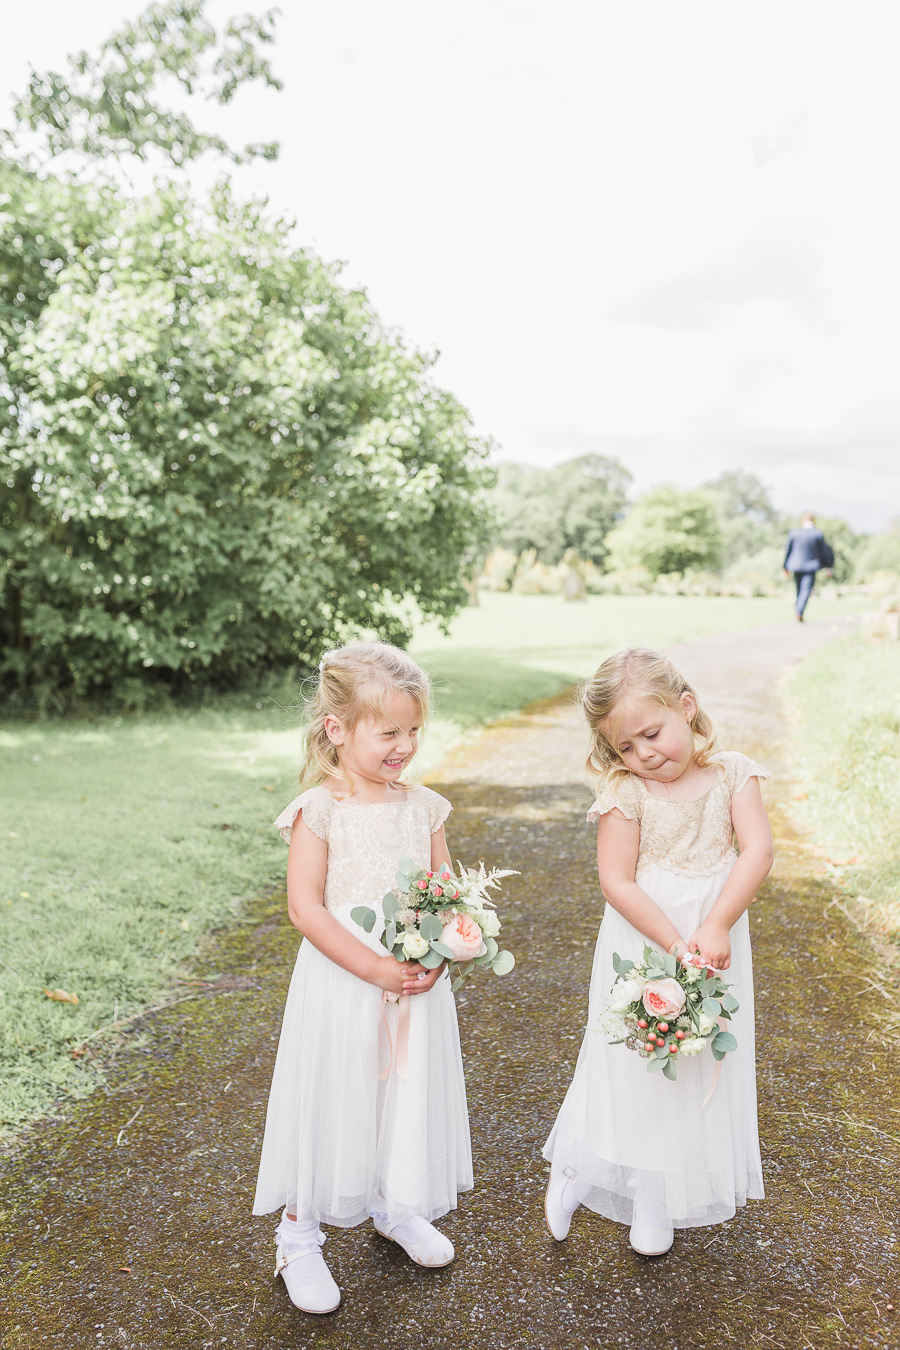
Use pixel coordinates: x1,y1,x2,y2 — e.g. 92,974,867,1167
783,527,831,573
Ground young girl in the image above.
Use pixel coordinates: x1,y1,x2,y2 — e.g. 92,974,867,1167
543,648,774,1256
253,642,472,1314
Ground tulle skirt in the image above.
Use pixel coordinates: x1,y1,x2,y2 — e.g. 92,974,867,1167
543,858,764,1228
253,903,473,1227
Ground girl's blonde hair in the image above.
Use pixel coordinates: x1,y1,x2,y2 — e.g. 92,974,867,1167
581,647,717,783
299,641,431,793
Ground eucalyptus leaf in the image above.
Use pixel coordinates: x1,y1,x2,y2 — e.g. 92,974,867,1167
712,1030,737,1054
384,922,397,951
722,992,740,1012
351,906,376,934
701,997,722,1017
382,893,399,921
484,936,499,961
492,949,515,975
419,948,443,969
662,1057,678,1081
647,1056,666,1073
419,913,443,941
430,941,455,960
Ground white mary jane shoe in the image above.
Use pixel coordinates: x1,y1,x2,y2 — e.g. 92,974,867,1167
545,1165,589,1241
373,1215,455,1268
274,1238,341,1314
629,1202,674,1257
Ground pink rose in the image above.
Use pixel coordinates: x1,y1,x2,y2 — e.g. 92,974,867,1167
439,913,486,961
642,977,686,1020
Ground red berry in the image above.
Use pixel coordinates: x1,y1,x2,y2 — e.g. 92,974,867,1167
675,1030,685,1041
656,1037,665,1047
638,1019,648,1029
669,1044,678,1054
658,1022,669,1033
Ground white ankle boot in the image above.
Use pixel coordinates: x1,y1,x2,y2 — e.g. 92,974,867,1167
544,1165,590,1241
629,1196,674,1256
274,1215,340,1314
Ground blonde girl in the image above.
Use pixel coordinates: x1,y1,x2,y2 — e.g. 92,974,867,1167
543,648,773,1257
253,643,472,1314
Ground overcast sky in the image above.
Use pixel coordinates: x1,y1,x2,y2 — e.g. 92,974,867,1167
4,0,899,531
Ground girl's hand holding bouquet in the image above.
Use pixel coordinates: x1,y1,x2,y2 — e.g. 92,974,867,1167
352,857,516,992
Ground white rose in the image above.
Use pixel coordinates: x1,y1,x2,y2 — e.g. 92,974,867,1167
401,931,430,960
474,907,501,938
608,977,644,1012
697,1012,719,1036
678,1036,706,1056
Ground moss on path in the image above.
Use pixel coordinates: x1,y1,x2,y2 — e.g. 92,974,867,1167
1,615,897,1350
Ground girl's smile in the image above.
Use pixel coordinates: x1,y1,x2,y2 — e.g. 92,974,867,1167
325,690,422,796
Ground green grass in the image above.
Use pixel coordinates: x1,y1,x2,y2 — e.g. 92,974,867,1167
782,635,900,950
0,590,865,1130
411,592,806,766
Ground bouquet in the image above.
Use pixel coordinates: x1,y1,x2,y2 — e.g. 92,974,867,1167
601,945,738,1081
352,857,516,992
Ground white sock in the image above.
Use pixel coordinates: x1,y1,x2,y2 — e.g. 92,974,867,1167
276,1211,322,1253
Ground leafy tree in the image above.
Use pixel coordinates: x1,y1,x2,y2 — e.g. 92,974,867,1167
0,3,491,706
605,486,724,578
9,0,282,166
705,469,778,524
853,521,900,582
490,454,631,566
704,469,782,567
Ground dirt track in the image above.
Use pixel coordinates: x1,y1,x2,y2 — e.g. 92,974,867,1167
2,612,898,1350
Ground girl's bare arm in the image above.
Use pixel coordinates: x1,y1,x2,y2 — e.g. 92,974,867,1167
286,815,431,997
687,777,774,969
596,809,688,957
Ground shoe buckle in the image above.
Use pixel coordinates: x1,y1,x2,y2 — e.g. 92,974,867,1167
563,1166,578,1181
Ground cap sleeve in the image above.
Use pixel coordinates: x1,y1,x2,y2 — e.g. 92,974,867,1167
586,774,642,825
272,786,335,845
421,786,452,833
717,750,771,795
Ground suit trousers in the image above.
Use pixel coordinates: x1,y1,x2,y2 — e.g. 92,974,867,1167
792,570,817,618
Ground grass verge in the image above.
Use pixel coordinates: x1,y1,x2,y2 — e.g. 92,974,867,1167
0,591,864,1131
782,634,900,958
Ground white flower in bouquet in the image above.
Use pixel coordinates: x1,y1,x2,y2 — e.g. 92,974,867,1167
608,976,645,1012
677,1036,706,1056
467,905,501,938
401,931,430,960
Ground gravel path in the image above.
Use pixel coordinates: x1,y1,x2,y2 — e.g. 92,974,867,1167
2,612,897,1350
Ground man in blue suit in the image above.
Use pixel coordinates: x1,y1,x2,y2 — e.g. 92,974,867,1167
783,513,834,621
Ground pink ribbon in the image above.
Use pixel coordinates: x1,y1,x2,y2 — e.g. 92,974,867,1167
379,992,411,1082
